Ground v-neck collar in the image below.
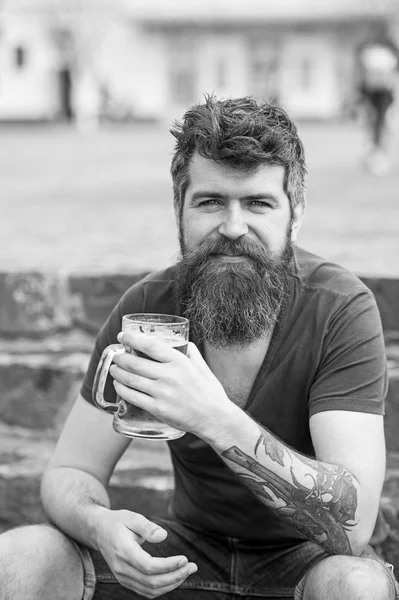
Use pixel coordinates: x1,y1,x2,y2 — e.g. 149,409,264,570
192,274,295,412
243,274,294,411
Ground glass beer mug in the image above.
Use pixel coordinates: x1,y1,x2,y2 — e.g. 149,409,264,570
92,313,189,440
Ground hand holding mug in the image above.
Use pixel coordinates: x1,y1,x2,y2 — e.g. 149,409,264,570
92,314,189,440
111,330,232,440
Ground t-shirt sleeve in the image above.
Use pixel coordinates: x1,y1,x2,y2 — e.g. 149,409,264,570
80,283,144,406
309,290,388,416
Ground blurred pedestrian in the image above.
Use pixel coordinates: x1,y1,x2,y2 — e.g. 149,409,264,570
356,24,399,174
73,71,101,133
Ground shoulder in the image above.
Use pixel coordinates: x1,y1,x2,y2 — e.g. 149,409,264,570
119,265,179,314
292,247,371,301
140,265,178,286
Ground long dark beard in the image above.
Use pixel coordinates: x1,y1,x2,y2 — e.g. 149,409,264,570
174,235,293,349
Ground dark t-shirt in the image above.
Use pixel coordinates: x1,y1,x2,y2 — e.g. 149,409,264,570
80,247,387,545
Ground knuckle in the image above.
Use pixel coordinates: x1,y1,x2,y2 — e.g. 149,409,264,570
128,354,141,369
112,566,125,579
117,355,133,371
139,377,151,393
126,372,139,387
161,386,173,400
142,563,155,576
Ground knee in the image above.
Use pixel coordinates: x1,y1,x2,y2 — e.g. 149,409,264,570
0,524,84,599
0,523,65,565
303,555,394,600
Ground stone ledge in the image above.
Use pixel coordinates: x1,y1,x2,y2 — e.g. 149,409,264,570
1,341,398,450
0,476,174,535
0,272,73,337
0,271,149,338
0,355,86,430
361,276,399,336
0,271,398,337
386,343,399,453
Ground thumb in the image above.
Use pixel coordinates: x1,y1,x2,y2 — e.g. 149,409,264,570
124,512,168,545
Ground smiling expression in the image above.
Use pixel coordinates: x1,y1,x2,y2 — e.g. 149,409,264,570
179,153,305,257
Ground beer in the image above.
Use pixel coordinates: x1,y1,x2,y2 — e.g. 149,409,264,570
114,333,188,439
93,314,189,440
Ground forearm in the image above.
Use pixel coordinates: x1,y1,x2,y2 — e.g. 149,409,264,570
41,466,111,550
204,408,364,556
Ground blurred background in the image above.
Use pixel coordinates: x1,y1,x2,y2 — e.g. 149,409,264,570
0,0,398,277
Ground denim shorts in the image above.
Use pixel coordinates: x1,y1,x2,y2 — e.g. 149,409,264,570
72,516,399,600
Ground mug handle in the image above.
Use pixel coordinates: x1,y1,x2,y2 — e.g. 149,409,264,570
92,343,126,412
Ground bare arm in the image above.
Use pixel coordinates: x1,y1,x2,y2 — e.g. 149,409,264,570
205,407,385,556
41,394,131,548
41,394,197,595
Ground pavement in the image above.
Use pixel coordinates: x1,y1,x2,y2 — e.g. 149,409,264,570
0,120,398,277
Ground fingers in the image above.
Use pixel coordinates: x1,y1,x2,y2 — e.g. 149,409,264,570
113,381,155,410
127,542,190,576
122,512,168,545
118,331,187,364
119,513,191,574
113,351,162,380
118,560,198,598
102,511,199,598
127,545,196,579
110,364,155,396
117,513,198,595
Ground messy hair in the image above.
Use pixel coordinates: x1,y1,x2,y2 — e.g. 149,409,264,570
170,95,307,219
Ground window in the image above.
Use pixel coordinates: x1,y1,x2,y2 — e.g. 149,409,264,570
216,57,227,89
300,57,312,90
14,46,27,68
248,38,280,102
168,35,197,104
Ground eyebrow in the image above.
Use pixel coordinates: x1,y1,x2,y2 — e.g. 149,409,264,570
190,191,279,203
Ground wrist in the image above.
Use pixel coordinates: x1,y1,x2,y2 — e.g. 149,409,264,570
85,504,112,551
199,401,257,450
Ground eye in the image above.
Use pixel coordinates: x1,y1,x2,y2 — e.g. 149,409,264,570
198,199,223,207
249,200,273,209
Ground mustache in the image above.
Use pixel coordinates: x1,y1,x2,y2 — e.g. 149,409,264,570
182,236,273,263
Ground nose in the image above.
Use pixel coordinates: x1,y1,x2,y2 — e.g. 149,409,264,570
218,205,249,240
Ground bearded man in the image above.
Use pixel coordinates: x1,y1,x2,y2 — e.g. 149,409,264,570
0,96,396,600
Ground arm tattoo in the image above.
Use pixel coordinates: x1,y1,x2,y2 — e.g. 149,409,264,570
254,434,285,466
222,433,357,555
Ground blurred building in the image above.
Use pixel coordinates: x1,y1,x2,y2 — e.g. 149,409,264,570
0,0,398,123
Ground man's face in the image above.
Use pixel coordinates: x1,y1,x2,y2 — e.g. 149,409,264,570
179,154,303,257
175,153,305,348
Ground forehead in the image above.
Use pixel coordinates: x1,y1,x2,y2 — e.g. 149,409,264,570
186,153,286,197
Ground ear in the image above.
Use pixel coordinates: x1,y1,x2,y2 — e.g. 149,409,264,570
291,201,306,243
